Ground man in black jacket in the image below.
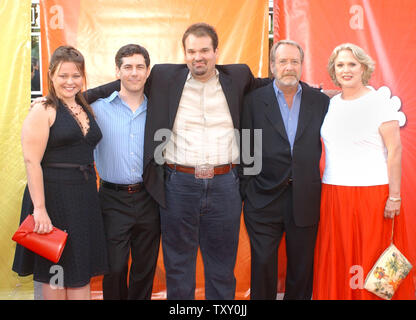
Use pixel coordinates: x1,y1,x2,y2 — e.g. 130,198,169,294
240,40,329,300
87,23,270,300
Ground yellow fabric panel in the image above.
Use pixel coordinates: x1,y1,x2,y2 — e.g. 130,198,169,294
0,0,32,299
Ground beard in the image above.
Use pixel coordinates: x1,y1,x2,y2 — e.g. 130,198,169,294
191,60,208,76
192,67,207,76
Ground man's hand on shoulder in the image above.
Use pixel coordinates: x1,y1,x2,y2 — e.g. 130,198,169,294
322,89,340,98
308,83,340,98
30,96,47,110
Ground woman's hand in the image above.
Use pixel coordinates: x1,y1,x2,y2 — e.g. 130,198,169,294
33,208,53,234
384,198,401,219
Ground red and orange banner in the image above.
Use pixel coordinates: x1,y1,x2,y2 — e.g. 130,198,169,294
275,0,416,285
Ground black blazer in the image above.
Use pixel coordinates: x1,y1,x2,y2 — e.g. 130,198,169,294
86,63,270,208
240,81,329,227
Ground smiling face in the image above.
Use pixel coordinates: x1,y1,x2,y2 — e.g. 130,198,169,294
50,61,83,101
184,34,218,82
271,44,302,89
116,53,150,94
334,49,365,89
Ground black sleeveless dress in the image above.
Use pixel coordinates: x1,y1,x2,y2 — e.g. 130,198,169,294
12,101,109,288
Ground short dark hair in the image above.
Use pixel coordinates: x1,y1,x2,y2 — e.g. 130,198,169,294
182,22,218,51
115,44,150,68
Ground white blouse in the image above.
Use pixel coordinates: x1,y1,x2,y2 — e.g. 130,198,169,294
321,88,402,186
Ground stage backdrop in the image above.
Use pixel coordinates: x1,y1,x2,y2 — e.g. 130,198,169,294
11,0,269,300
4,0,413,301
0,0,31,299
274,0,416,284
39,0,269,90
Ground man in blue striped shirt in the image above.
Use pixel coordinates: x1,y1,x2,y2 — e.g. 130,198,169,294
91,44,160,300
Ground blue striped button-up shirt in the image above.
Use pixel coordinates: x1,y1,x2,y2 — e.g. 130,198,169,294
92,91,147,184
273,81,302,153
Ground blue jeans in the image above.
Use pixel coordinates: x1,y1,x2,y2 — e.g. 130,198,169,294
160,166,242,300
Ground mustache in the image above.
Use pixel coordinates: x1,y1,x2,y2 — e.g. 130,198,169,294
193,59,207,64
282,72,298,77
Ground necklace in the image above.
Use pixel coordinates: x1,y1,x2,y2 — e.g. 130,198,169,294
64,103,90,136
65,103,83,116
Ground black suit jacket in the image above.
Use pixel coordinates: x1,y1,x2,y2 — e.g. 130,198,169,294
86,63,270,208
240,81,329,227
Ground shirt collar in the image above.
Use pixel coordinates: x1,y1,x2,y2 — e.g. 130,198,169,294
106,90,120,102
107,90,148,112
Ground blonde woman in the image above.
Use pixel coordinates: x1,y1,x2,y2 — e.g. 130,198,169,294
313,43,415,299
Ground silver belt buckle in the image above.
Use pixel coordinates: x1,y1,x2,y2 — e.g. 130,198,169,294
195,164,214,179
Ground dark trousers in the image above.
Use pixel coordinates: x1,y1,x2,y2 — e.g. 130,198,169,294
99,185,160,300
160,166,242,300
243,185,318,300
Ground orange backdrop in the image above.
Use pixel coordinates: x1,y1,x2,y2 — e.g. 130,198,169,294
275,0,416,286
39,0,269,300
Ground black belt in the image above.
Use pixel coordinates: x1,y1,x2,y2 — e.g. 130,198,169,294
100,180,143,193
43,162,94,181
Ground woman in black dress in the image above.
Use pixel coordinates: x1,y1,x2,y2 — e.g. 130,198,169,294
13,46,108,299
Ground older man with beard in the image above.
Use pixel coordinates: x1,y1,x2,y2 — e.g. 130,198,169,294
240,40,330,300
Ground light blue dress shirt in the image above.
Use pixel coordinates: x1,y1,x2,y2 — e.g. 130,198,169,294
92,91,147,184
273,81,302,153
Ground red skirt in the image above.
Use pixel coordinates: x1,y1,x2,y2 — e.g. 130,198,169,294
313,184,415,300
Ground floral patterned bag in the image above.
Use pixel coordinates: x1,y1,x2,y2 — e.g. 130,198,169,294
364,219,413,300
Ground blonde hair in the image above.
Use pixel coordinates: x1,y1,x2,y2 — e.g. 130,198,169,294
328,43,375,87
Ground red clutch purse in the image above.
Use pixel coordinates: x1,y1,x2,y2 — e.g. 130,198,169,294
12,214,68,263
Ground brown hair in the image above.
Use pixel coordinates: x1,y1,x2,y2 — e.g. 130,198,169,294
182,22,219,51
115,44,150,69
44,46,93,115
